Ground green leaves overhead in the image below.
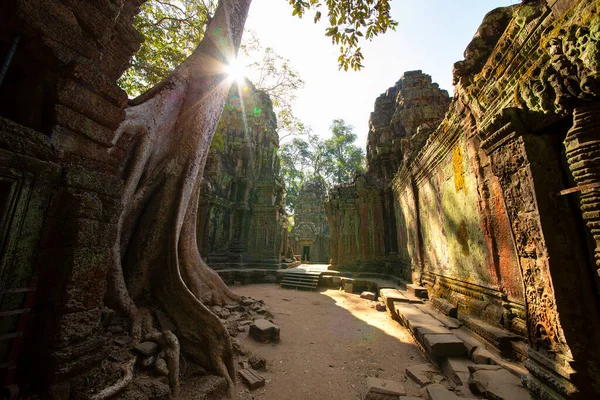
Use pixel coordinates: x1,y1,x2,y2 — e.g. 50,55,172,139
118,0,216,97
240,33,305,140
288,0,397,71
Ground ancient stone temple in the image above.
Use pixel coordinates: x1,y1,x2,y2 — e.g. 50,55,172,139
328,1,600,398
197,81,287,270
290,179,330,263
0,0,145,395
325,71,450,275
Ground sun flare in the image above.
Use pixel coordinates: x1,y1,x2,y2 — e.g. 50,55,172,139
225,58,247,84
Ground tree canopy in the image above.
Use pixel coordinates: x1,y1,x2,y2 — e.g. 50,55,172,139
280,119,365,213
119,0,397,96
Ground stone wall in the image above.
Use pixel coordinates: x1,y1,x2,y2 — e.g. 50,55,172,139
393,0,600,397
290,179,330,263
197,81,286,269
0,0,145,395
326,71,450,274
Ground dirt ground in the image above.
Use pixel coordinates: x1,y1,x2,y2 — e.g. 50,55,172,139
232,284,430,400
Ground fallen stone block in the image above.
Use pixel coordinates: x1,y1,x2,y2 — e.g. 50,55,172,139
432,297,458,318
399,397,422,400
394,303,444,335
345,282,354,293
426,383,476,400
238,368,265,390
361,291,377,300
405,363,438,387
469,368,529,400
414,325,452,343
406,283,428,299
249,319,280,342
471,347,494,365
415,304,461,329
364,377,406,399
423,333,466,358
441,357,475,386
376,302,387,312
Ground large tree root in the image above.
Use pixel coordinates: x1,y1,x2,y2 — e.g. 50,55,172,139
91,358,136,400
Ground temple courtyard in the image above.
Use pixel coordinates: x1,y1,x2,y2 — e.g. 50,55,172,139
233,283,429,400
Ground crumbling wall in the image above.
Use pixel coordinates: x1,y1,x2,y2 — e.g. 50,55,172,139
0,0,145,396
392,0,600,397
326,71,450,274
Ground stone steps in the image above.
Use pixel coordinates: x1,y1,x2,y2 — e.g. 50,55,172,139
280,271,320,290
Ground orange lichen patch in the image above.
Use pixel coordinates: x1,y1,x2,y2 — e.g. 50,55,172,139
452,144,468,193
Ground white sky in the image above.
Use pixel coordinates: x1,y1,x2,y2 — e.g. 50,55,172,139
242,0,519,148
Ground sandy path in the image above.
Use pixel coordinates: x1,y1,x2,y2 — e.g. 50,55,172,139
232,284,429,400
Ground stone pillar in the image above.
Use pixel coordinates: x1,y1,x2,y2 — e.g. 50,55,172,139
564,103,600,275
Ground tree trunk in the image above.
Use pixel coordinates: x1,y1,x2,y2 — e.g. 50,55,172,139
104,0,253,392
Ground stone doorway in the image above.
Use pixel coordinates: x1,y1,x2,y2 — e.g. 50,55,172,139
302,246,310,262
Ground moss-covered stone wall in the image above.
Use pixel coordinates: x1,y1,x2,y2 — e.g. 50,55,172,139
393,0,600,397
197,81,286,269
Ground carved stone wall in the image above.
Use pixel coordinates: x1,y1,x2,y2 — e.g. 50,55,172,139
392,0,600,397
326,71,450,274
290,179,330,263
0,0,145,395
197,81,286,269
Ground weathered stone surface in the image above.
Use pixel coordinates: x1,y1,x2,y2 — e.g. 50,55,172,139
249,319,280,342
426,384,476,400
405,363,439,387
469,368,529,400
441,357,475,386
361,291,377,300
238,368,265,390
406,284,428,299
197,82,286,270
423,334,466,358
365,377,406,397
432,297,458,318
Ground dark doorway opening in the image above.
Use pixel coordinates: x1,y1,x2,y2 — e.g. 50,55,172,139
302,246,310,262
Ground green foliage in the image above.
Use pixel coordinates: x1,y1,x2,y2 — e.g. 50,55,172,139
240,32,305,140
118,0,216,97
119,0,397,96
279,119,365,213
288,0,397,70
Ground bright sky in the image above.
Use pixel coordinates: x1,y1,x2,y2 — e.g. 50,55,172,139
242,0,519,148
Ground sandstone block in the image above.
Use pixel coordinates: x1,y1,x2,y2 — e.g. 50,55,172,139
405,363,438,387
441,357,475,386
364,377,406,399
432,297,458,318
361,291,376,300
469,368,529,400
238,368,265,390
423,333,466,358
406,283,428,298
426,383,476,400
249,319,280,342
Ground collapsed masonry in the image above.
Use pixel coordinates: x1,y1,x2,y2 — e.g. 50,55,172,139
326,1,600,398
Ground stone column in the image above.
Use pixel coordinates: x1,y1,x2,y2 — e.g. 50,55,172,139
564,102,600,275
